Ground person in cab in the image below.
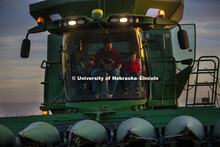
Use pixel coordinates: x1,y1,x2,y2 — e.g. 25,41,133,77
123,50,141,95
91,36,122,98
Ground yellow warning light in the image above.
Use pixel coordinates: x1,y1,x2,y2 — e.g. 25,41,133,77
42,110,49,115
158,10,165,18
37,17,45,24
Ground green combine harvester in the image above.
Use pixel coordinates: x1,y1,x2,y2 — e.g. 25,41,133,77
1,0,220,146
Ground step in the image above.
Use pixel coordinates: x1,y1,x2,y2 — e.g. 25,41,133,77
188,82,217,86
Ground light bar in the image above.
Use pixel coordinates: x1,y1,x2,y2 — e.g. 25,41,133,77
59,19,87,27
109,16,142,24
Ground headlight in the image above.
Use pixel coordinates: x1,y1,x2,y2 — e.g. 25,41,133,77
110,18,119,23
129,18,134,23
68,20,76,25
119,17,128,23
78,20,86,24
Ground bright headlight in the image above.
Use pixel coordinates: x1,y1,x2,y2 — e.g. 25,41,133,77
119,18,128,23
68,20,76,25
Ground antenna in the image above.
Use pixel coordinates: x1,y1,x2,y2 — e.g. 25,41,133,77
104,0,106,17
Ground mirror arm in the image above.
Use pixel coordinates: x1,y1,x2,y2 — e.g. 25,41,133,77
177,23,181,30
25,33,30,39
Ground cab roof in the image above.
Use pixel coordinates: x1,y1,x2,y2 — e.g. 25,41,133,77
30,0,184,23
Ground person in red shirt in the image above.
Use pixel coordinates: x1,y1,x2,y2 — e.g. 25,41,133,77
91,36,122,98
123,50,141,95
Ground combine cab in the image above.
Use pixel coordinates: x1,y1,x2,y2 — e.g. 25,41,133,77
0,0,220,146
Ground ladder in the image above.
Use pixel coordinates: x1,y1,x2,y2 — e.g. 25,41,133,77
185,56,219,107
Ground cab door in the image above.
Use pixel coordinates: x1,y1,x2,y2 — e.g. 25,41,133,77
143,24,195,107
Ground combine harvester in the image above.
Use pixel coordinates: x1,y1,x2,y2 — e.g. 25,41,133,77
1,0,220,146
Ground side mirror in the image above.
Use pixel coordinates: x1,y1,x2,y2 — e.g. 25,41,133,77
20,38,31,58
178,29,189,49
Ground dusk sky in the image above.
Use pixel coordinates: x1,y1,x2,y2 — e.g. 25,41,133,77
0,0,219,116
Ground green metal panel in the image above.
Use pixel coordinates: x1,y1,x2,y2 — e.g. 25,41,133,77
0,107,220,134
41,34,66,112
144,29,176,107
43,65,64,103
65,100,147,112
175,66,193,98
47,34,63,63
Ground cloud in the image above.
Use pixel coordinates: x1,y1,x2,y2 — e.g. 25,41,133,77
0,33,48,61
0,1,48,111
0,0,48,61
0,80,43,103
0,60,45,81
180,0,220,59
182,0,220,23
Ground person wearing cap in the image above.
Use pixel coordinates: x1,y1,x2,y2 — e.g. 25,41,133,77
91,36,122,98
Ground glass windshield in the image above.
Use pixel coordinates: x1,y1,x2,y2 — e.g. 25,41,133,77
63,28,147,102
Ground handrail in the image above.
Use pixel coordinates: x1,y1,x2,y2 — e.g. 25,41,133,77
185,56,219,107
